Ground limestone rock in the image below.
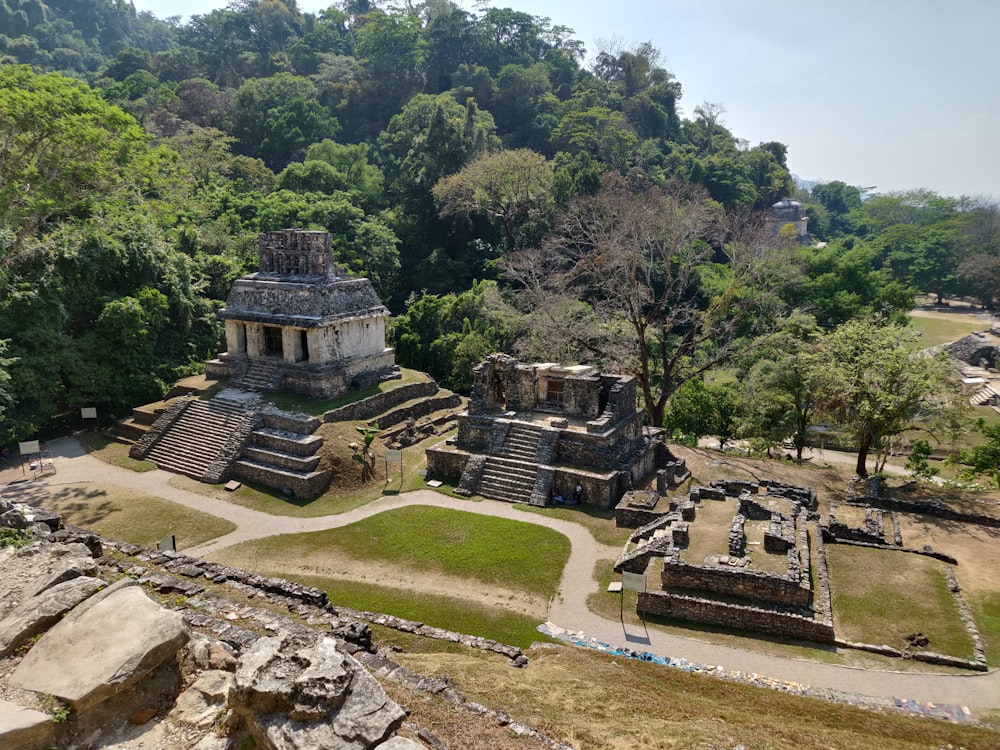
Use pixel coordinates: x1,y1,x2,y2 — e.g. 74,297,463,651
233,632,405,750
21,552,99,598
172,670,235,729
0,699,54,750
10,584,190,711
0,575,107,656
0,508,28,529
374,738,425,750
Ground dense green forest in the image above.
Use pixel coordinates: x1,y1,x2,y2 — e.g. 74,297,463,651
1,1,998,473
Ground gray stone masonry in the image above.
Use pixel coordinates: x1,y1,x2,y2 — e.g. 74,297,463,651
323,381,439,423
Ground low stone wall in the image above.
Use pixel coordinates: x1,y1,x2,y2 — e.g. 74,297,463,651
660,558,810,607
323,380,440,422
366,393,462,429
234,462,332,499
638,590,835,643
425,445,470,479
856,494,1000,529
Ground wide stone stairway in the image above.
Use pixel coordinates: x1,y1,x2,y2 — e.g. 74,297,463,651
143,398,253,481
475,422,546,504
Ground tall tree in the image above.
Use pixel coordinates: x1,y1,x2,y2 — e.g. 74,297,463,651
432,148,554,248
502,173,789,426
814,317,965,476
0,65,149,262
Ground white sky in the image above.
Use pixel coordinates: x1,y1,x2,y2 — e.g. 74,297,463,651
131,0,1000,199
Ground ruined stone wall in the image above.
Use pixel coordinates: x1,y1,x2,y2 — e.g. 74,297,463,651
556,413,644,469
425,446,470,479
456,414,492,451
310,315,386,362
638,591,835,643
856,495,1000,529
323,381,439,422
660,559,810,607
562,375,600,418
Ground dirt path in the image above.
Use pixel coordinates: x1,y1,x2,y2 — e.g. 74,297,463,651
10,437,1000,715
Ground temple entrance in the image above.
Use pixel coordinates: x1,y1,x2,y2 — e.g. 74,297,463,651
299,330,309,362
264,326,283,358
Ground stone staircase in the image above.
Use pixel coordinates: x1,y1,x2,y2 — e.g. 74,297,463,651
473,421,547,505
233,358,283,392
143,399,253,481
233,411,331,499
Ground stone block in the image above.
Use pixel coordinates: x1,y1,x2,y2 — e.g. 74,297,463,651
0,700,54,750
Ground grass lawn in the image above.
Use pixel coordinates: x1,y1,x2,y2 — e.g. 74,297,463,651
907,313,987,347
32,483,236,551
827,545,974,659
78,432,156,472
516,502,631,547
296,575,550,649
209,505,570,598
970,592,1000,668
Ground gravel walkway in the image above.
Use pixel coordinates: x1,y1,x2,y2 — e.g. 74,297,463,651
10,436,1000,716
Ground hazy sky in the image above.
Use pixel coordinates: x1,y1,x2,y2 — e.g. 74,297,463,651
131,0,1000,199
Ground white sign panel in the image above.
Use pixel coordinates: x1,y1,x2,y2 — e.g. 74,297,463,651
18,440,40,455
385,449,403,462
81,407,98,419
622,571,646,592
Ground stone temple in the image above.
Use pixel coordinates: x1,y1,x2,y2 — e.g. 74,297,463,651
426,354,683,508
206,229,399,397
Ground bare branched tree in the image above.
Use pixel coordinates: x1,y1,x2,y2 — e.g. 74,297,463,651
501,173,792,426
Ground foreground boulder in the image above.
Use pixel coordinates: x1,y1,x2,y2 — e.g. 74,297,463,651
10,581,190,711
232,631,405,750
0,575,106,657
0,699,54,750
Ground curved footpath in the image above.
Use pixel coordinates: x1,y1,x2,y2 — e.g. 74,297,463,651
10,437,1000,715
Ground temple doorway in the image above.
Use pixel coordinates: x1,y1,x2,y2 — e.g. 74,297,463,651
264,326,283,358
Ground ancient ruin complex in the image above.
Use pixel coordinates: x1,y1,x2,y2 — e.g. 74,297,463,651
206,229,399,397
426,354,682,507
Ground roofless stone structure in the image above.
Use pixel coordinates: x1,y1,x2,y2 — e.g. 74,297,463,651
426,354,679,507
206,229,399,397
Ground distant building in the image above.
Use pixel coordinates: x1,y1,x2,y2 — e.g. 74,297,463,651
207,229,399,397
767,199,809,240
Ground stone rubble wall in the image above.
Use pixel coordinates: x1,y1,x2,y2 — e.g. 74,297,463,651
638,590,835,643
363,393,461,430
322,381,440,423
854,494,1000,529
660,557,811,607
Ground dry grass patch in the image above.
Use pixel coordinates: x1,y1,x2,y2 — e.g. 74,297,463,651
27,482,236,550
827,545,974,659
681,497,737,563
390,644,1000,750
743,519,789,574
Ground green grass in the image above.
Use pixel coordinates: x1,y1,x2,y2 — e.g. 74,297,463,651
907,314,986,347
261,367,429,416
516,502,631,547
34,483,236,551
827,545,975,659
970,592,1000,667
214,506,569,597
297,575,551,650
78,432,156,472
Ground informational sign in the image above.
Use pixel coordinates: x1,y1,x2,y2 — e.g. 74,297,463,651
157,535,177,552
384,448,403,477
81,407,98,419
622,571,646,592
18,440,40,455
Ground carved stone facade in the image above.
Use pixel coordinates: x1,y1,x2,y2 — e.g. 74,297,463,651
206,229,399,398
426,355,671,508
